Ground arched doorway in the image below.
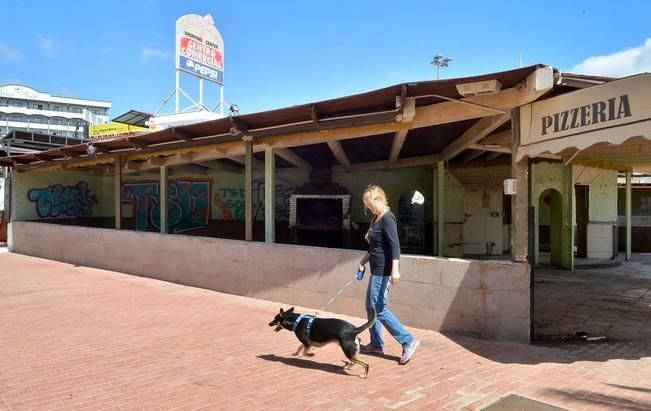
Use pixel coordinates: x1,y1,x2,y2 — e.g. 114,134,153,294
538,188,563,266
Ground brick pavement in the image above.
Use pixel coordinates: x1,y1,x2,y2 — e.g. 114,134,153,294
1,251,650,410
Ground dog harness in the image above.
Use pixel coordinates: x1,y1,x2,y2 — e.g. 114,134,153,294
292,314,316,339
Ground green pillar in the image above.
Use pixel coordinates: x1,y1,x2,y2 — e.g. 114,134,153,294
114,155,121,230
159,165,168,234
562,164,574,270
244,136,253,241
265,146,275,243
626,171,632,261
437,161,445,257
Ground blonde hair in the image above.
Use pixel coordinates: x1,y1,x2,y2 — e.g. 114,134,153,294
362,185,388,208
363,185,389,242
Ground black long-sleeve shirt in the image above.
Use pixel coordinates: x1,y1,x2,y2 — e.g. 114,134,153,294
368,211,401,276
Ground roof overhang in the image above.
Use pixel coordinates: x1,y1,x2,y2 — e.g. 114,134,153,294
1,65,556,172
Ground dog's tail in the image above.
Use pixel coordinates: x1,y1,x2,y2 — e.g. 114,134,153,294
354,307,377,335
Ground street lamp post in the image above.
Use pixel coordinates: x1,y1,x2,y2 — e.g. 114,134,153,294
431,54,452,80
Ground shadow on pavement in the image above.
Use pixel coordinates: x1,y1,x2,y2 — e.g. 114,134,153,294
607,383,651,394
257,354,349,376
541,388,651,411
443,332,651,365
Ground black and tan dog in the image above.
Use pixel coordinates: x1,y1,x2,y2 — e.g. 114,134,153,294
269,307,377,378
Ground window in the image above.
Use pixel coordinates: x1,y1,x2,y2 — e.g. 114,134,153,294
9,100,23,108
0,114,6,121
50,118,61,125
51,105,61,112
34,104,44,110
641,196,651,215
10,114,24,122
70,107,82,113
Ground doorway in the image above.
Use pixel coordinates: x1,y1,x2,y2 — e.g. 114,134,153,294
538,188,563,266
575,185,589,258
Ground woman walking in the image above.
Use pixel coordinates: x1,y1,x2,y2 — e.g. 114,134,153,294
358,185,420,365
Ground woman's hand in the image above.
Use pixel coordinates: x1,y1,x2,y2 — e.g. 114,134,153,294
358,263,366,273
390,271,400,285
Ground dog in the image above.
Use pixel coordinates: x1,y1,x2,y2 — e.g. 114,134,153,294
269,307,377,378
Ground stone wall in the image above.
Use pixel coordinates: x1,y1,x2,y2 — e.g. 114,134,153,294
10,221,531,342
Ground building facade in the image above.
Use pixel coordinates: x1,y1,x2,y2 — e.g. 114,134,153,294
0,85,111,139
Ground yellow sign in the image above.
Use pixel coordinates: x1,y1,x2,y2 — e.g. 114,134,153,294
90,122,148,137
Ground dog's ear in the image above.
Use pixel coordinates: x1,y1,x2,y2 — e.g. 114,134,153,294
287,307,295,313
279,308,284,314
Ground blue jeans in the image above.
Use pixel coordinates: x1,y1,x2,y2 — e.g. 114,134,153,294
365,274,413,349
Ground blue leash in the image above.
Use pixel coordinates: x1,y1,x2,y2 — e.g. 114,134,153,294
313,274,358,317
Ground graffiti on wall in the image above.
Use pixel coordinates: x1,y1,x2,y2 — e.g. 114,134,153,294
212,177,295,221
27,182,99,218
121,180,211,233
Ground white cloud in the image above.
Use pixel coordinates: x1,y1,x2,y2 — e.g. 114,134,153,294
570,38,651,77
0,44,22,62
38,35,62,55
141,47,170,62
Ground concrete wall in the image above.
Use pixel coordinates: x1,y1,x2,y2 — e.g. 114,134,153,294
10,221,531,342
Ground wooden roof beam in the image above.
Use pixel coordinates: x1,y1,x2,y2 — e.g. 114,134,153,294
388,129,408,165
462,150,485,163
326,141,351,171
484,152,502,161
228,155,264,168
333,153,439,173
194,160,243,174
275,148,312,171
440,113,511,162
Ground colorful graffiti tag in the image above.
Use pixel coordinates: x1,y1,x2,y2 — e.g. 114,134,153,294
121,180,211,233
213,177,295,221
27,182,99,218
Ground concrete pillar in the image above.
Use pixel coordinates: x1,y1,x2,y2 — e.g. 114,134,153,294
626,171,632,261
114,155,121,230
511,110,529,262
244,136,253,241
264,146,275,243
159,165,168,234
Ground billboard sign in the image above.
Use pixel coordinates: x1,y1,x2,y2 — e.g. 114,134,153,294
176,14,224,84
90,122,149,138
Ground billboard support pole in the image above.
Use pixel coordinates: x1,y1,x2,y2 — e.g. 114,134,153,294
220,85,224,116
175,70,180,113
199,78,204,110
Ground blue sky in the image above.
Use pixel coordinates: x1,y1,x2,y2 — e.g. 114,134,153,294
1,0,650,118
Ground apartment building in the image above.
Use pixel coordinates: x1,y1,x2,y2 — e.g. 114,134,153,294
0,84,111,139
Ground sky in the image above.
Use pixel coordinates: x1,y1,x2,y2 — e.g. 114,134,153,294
1,0,650,118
